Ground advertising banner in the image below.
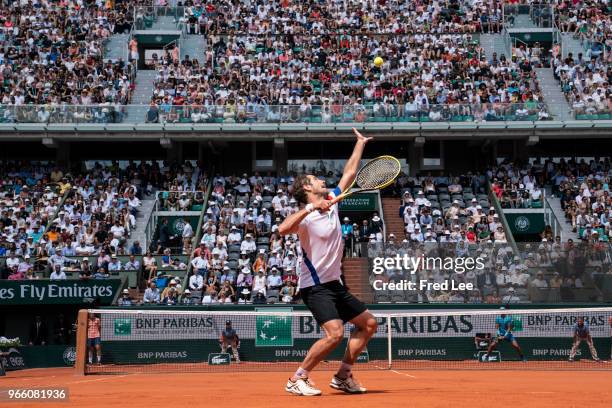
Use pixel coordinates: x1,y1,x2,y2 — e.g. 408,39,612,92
0,280,122,305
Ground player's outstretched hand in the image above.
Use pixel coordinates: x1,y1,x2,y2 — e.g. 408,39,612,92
352,127,373,144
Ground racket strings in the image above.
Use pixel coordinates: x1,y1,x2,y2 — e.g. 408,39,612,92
355,157,400,189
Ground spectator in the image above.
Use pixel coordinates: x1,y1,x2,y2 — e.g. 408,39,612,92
50,265,67,280
117,289,133,306
143,281,161,304
502,287,521,303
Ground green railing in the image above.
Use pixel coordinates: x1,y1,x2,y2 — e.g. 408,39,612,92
487,181,520,256
1,103,610,125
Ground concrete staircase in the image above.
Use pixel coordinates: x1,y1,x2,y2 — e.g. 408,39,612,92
132,70,156,104
126,194,157,253
181,35,206,63
382,197,405,240
342,258,372,303
534,68,573,121
480,33,509,60
124,70,157,122
104,33,129,62
560,33,585,59
546,196,580,241
513,14,538,30
151,15,179,31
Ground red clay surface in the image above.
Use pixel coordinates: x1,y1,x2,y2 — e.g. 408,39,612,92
2,367,612,408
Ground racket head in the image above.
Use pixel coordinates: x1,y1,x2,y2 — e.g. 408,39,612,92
354,155,401,191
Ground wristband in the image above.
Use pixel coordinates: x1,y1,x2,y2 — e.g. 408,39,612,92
305,203,315,213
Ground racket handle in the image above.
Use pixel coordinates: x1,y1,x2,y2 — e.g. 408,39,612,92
329,193,347,206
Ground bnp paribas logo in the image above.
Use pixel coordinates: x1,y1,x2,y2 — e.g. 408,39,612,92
114,318,132,335
255,308,293,347
511,315,523,331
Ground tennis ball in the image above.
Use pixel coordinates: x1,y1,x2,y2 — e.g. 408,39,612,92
374,56,384,67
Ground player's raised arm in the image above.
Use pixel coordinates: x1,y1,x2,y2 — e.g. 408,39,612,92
336,128,373,193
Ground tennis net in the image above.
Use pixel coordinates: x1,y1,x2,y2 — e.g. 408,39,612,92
78,307,612,374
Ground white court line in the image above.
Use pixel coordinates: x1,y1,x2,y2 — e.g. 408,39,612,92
391,369,417,378
70,375,127,385
373,365,417,378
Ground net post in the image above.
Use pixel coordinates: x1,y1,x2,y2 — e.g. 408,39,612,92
387,315,392,369
74,309,89,376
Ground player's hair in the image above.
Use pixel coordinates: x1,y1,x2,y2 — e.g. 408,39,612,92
292,174,312,205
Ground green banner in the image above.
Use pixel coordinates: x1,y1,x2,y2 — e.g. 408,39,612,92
0,346,76,370
97,336,611,365
339,194,377,211
157,215,199,236
504,212,546,235
255,307,293,347
0,279,122,305
134,33,181,46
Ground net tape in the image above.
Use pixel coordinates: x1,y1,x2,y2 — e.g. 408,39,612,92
355,157,400,189
88,306,612,318
84,307,612,374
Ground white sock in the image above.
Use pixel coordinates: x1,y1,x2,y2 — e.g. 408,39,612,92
337,362,352,379
292,367,309,380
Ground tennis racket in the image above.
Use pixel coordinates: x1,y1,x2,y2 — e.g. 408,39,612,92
329,155,401,205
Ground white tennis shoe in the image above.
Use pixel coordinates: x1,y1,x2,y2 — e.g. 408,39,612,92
330,374,367,394
285,376,322,396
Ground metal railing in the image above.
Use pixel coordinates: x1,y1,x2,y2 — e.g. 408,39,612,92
502,27,512,58
143,202,158,253
1,103,611,125
529,4,554,28
487,181,520,256
544,192,564,242
134,5,184,31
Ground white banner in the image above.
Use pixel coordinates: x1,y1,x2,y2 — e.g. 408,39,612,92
100,311,612,341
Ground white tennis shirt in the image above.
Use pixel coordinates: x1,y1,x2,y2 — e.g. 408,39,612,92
297,187,343,289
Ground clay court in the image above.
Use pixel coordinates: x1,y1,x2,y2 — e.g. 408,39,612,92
3,366,612,408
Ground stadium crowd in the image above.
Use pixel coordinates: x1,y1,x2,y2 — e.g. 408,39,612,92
391,173,507,244
0,160,212,282
178,0,504,35
0,161,61,279
547,0,612,118
552,51,611,119
146,31,548,123
556,158,612,241
489,162,545,208
0,0,140,123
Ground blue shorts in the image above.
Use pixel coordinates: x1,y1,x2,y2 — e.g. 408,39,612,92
87,337,101,347
497,332,515,342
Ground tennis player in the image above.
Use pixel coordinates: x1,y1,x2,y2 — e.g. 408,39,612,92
484,307,526,362
568,317,600,362
280,128,378,396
